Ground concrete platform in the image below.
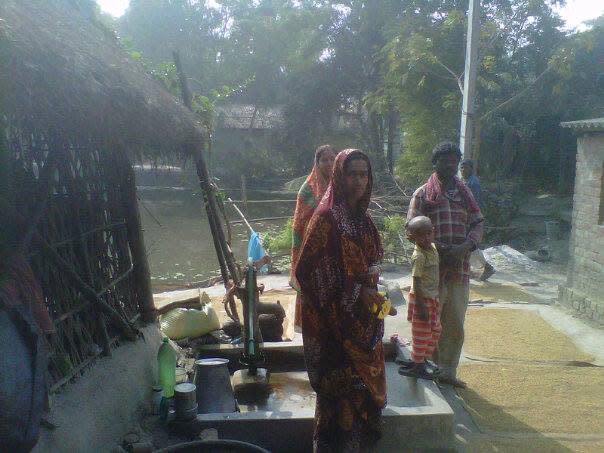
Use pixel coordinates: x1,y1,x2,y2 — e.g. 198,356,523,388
194,318,453,449
163,276,453,451
196,333,401,373
191,363,453,452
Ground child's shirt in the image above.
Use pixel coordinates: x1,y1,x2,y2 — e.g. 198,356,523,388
410,243,439,299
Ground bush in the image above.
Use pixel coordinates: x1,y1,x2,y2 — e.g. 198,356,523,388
264,218,293,253
381,215,413,264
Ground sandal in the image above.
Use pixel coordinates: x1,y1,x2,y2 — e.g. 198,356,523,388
397,358,439,373
398,363,435,380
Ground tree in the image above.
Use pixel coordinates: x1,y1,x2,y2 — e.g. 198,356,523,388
115,1,604,192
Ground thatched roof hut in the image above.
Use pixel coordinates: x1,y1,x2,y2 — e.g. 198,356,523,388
0,0,204,154
0,0,204,390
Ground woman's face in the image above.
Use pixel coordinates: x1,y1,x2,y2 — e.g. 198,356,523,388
344,158,369,205
318,150,336,180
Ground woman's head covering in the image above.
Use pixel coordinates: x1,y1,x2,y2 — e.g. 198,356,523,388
318,148,373,215
306,144,335,200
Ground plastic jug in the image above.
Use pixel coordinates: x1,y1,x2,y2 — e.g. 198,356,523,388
157,337,176,398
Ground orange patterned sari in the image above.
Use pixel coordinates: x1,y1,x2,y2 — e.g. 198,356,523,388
296,149,386,452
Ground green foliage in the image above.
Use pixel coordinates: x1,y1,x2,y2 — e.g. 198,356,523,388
114,0,604,192
381,215,412,264
149,62,180,97
384,215,406,238
264,218,293,253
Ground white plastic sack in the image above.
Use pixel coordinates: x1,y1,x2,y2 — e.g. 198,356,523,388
160,304,220,340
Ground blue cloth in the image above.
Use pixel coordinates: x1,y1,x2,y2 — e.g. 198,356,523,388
465,174,483,209
247,231,268,274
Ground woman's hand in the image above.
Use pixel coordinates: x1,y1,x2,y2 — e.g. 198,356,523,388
361,286,387,316
360,286,381,302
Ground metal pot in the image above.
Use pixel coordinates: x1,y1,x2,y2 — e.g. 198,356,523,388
193,358,237,413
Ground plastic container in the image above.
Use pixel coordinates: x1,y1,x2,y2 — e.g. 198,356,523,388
157,338,176,398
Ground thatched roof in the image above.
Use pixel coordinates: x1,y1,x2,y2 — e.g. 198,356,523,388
216,104,284,129
560,118,604,133
0,0,203,156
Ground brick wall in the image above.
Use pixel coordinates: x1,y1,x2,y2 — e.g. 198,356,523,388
559,133,604,322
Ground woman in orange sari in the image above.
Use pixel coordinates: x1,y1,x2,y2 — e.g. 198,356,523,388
290,144,336,329
296,149,387,452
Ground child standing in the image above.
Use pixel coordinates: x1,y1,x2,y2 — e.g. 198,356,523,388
400,216,441,379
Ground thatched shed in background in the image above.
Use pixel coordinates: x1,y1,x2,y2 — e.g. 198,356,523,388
0,0,204,391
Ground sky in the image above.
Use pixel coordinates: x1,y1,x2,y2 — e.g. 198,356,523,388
97,0,604,31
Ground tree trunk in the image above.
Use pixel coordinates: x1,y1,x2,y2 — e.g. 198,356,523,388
369,112,385,172
386,104,398,174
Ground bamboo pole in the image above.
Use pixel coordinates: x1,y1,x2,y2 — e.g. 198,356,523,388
173,50,240,287
193,151,240,285
121,153,156,323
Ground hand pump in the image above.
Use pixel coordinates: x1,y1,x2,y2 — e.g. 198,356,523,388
239,259,264,372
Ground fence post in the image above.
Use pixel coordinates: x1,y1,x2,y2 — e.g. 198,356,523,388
121,154,156,324
241,174,248,214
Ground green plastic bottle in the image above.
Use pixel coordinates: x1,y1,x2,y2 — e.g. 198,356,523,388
157,337,176,398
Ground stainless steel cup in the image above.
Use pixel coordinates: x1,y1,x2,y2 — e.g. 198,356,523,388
174,382,198,420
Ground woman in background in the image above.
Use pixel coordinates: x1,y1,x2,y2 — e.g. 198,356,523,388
290,144,337,330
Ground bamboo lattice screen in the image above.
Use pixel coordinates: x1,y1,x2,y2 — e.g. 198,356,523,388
7,129,143,390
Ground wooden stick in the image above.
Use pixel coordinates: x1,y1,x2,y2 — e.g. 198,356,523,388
155,295,202,316
195,153,237,285
230,216,291,225
227,197,254,233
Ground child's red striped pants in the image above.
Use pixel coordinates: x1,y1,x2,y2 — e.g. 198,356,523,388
407,293,441,363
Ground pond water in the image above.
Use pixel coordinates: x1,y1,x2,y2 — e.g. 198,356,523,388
138,187,293,288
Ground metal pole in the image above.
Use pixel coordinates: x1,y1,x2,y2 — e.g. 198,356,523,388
459,0,481,160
